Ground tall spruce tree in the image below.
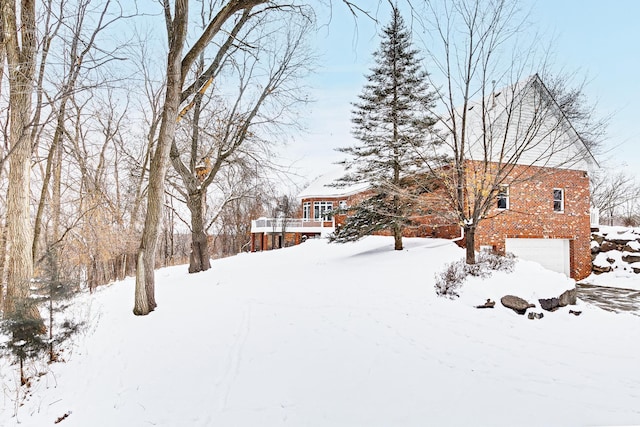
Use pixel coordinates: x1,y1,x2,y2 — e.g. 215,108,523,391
332,4,438,250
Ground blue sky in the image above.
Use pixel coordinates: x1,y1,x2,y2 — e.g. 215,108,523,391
287,0,640,186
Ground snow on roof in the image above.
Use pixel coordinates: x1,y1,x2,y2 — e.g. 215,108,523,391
297,167,369,199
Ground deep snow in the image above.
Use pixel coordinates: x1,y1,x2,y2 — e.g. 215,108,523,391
1,237,639,426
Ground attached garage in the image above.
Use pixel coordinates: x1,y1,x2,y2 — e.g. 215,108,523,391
505,238,571,277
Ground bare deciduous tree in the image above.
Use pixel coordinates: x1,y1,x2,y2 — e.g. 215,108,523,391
2,0,39,321
134,0,275,315
134,0,322,315
134,0,190,316
542,72,609,156
170,5,313,272
32,0,126,270
590,170,639,226
420,0,596,264
209,158,269,257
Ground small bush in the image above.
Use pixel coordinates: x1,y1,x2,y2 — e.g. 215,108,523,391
0,299,47,386
434,252,516,299
434,261,467,299
476,251,516,273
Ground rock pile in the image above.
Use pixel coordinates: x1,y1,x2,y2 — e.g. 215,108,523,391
591,226,640,274
480,288,578,319
538,288,577,311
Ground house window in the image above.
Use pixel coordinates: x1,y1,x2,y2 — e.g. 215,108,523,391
497,185,509,210
553,188,564,212
339,200,348,211
313,201,333,220
303,202,310,220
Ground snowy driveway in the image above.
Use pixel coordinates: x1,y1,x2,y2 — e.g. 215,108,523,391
577,283,640,315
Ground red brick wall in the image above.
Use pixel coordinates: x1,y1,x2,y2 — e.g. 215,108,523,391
401,163,591,279
471,164,592,280
299,163,592,280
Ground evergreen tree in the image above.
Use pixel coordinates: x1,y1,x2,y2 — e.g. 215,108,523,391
34,249,84,363
0,297,47,386
1,249,84,390
332,4,439,250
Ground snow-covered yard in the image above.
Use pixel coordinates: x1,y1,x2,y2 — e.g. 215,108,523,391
1,236,639,426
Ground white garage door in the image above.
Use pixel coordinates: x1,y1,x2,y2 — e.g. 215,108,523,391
505,238,570,276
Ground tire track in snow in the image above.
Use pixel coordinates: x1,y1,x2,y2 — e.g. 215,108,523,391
218,301,251,412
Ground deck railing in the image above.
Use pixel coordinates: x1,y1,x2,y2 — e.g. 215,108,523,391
251,217,335,233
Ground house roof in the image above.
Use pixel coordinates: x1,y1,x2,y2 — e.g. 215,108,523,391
437,74,597,171
533,74,599,167
297,167,370,200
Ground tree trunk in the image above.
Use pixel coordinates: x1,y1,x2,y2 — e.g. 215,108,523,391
2,0,38,324
188,191,211,273
393,222,403,251
32,102,64,262
465,226,476,264
133,250,149,315
0,225,6,310
133,0,189,315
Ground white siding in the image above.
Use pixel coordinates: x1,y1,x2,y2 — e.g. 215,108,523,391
457,77,592,171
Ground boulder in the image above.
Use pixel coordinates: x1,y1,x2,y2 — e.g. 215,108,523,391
622,253,640,264
623,242,640,253
599,241,617,252
592,264,612,274
558,288,577,306
501,295,535,315
539,288,577,311
591,234,604,245
528,312,544,320
538,297,560,311
608,239,634,246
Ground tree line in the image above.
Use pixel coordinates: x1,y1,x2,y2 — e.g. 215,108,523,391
0,0,327,327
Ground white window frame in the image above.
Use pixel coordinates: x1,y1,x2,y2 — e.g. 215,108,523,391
553,188,564,212
338,200,348,211
303,202,310,220
313,201,333,220
497,185,509,210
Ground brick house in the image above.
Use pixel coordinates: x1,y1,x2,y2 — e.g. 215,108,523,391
249,168,368,251
250,75,597,280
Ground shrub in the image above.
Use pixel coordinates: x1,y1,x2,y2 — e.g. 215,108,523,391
0,298,47,386
476,251,516,273
434,252,516,299
434,261,467,299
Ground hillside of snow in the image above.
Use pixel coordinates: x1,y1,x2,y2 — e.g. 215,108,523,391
1,236,639,426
